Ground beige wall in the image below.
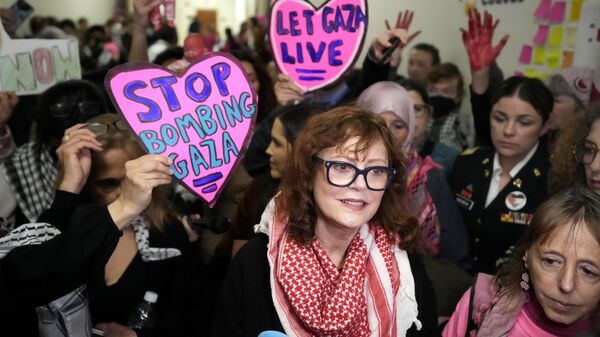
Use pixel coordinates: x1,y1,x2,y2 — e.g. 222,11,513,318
361,0,541,80
13,0,598,77
13,0,255,48
14,0,114,36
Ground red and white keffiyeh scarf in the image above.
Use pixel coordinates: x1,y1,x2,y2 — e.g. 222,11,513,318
255,200,422,337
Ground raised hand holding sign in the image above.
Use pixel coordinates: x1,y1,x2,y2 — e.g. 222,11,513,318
269,0,368,92
105,53,258,207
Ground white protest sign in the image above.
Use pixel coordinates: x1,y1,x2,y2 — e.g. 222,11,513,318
0,24,81,96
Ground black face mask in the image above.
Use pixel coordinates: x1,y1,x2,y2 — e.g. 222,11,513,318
429,96,457,118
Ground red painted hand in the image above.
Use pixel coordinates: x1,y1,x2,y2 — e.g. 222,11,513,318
460,9,509,71
385,10,420,48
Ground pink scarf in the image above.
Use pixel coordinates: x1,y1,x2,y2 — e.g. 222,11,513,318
405,150,442,255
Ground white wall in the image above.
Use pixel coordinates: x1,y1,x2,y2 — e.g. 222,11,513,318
13,0,255,48
175,0,256,47
362,0,544,79
14,0,598,77
14,0,114,36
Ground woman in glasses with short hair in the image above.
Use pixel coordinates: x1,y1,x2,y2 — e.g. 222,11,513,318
549,105,600,195
0,80,105,231
212,106,439,337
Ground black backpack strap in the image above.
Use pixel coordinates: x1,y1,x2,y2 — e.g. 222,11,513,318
465,273,479,337
420,139,435,157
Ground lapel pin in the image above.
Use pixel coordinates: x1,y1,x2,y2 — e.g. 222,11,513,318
513,178,523,189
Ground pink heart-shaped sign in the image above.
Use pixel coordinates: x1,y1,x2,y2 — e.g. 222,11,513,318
105,53,258,207
269,0,368,92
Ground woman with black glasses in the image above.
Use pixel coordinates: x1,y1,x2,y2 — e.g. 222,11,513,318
0,80,105,231
549,105,600,195
212,106,438,337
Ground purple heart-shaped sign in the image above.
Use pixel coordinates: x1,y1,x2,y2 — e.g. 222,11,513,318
269,0,368,92
105,53,258,207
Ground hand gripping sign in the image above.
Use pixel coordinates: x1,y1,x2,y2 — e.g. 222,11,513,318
105,53,258,207
269,0,368,92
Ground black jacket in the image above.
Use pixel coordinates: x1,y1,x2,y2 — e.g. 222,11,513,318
0,198,121,337
212,234,440,337
450,146,550,274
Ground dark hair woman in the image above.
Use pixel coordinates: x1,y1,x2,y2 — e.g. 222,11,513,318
450,76,553,274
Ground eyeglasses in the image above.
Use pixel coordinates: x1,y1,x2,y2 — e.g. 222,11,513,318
86,120,129,136
414,104,433,116
313,156,396,191
573,142,599,165
49,101,103,119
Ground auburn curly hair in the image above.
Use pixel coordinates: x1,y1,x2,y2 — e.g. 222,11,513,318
275,105,420,253
549,104,600,194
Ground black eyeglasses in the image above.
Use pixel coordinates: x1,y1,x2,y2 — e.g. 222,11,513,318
313,156,396,191
414,104,433,116
86,120,129,136
573,142,598,165
49,101,103,119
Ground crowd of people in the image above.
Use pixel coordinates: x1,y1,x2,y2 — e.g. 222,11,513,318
1,0,600,336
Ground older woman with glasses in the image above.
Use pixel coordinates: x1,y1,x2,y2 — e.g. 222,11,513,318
212,106,438,337
443,185,600,337
549,105,600,195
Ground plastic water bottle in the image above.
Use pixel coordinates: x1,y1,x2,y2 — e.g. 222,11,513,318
128,291,158,329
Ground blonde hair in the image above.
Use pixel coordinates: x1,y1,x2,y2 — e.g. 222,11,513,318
549,104,600,194
84,113,175,232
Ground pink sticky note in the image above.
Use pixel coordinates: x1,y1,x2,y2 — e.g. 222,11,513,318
548,1,566,22
269,0,368,92
534,0,552,19
105,53,259,207
519,45,533,64
533,25,550,45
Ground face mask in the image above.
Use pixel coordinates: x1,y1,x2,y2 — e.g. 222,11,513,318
429,96,456,118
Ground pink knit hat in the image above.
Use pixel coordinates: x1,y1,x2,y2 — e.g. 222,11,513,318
554,67,595,105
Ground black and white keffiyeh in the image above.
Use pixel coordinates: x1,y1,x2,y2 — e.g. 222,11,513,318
0,223,92,337
0,217,181,262
127,216,182,262
0,222,60,258
0,218,181,337
2,142,57,224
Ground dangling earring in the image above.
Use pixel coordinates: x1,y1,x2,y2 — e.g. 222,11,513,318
520,270,530,291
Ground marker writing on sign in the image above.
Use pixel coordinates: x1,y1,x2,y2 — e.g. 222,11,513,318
121,61,256,183
124,62,232,123
139,91,254,182
275,4,367,68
